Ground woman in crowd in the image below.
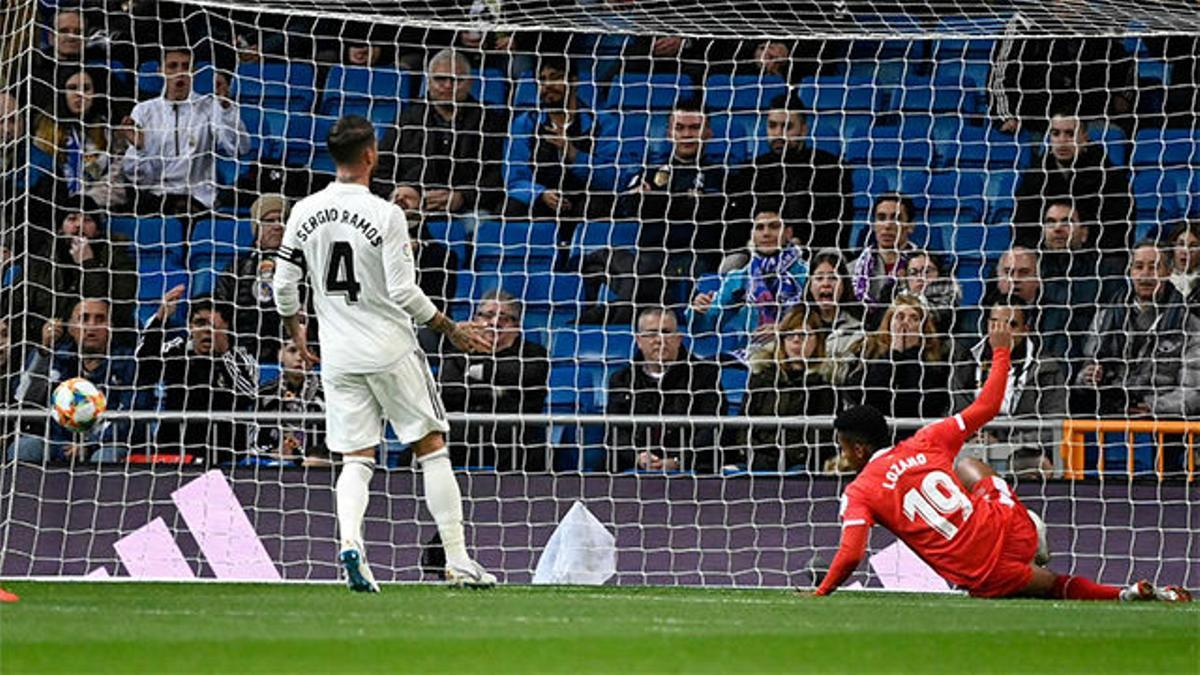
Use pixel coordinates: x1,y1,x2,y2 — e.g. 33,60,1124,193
842,294,953,434
802,249,864,381
32,69,127,209
741,307,839,472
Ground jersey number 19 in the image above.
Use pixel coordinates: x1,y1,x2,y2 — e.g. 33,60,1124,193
902,471,974,540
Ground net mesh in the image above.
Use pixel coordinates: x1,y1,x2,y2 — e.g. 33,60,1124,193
0,0,1197,589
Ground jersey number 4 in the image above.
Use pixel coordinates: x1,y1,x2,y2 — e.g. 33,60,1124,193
902,471,974,540
325,241,361,304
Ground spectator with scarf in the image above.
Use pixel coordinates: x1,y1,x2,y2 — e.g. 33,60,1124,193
850,193,918,330
32,69,128,209
686,206,809,359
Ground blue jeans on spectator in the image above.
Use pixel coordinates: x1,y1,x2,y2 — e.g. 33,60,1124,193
7,435,128,463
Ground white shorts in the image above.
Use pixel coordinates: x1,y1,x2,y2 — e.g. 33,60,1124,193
320,351,449,453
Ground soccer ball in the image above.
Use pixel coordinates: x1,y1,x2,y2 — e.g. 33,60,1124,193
51,377,107,433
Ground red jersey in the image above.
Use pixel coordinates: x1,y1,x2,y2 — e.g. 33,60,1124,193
839,413,1009,589
815,347,1017,596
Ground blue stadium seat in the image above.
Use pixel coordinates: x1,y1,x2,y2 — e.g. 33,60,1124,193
927,57,991,91
843,118,935,166
1132,168,1199,222
703,74,790,112
281,113,336,172
468,270,584,305
797,76,879,112
233,62,317,113
471,67,509,107
720,366,749,416
569,220,641,261
705,113,757,167
109,217,187,270
1131,128,1199,168
473,219,557,273
934,15,1006,62
548,364,608,414
604,72,695,111
983,169,1019,225
892,77,983,114
189,217,255,271
551,328,636,364
320,66,410,127
423,217,471,269
807,113,873,158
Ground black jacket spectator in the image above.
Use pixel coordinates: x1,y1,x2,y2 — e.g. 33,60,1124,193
252,370,326,463
24,207,137,341
743,366,837,472
136,300,259,463
727,100,852,251
1013,147,1134,256
989,33,1134,134
438,337,549,471
374,97,509,213
607,349,722,473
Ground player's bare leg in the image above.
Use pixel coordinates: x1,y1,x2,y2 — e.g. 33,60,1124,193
337,447,381,593
953,456,995,492
413,431,496,588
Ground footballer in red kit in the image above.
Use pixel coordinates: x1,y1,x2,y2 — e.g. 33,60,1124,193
810,316,1191,603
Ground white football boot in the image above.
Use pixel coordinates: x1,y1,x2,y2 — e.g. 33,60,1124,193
445,559,497,589
1027,510,1051,566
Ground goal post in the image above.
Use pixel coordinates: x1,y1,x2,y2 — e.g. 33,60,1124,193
0,0,1197,590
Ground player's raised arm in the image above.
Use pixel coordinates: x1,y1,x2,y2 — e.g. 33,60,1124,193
956,315,1013,437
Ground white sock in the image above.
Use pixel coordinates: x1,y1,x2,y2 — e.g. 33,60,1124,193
418,448,471,568
336,455,375,553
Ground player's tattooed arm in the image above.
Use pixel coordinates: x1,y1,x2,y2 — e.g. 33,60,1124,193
428,312,491,354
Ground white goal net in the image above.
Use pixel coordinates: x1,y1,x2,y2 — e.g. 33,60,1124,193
0,0,1196,589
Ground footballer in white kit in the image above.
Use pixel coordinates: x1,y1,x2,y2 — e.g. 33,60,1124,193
274,115,496,591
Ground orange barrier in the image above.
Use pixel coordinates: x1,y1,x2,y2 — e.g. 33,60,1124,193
1059,420,1198,481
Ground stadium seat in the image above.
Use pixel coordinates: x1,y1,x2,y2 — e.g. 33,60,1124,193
423,217,471,269
189,217,255,271
548,364,607,414
604,72,695,111
720,366,749,416
797,76,879,112
468,270,584,305
109,217,187,270
843,118,935,166
705,113,758,167
892,77,983,114
320,66,410,127
1131,128,1199,168
232,62,318,113
281,113,336,173
471,67,509,107
703,74,790,112
806,113,873,158
1132,168,1199,222
934,14,1006,61
569,220,641,260
473,219,557,273
1085,123,1131,168
551,328,636,364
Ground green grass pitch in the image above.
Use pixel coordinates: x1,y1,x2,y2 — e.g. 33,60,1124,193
1,582,1196,673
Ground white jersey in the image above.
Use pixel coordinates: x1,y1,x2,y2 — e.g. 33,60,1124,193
274,181,438,374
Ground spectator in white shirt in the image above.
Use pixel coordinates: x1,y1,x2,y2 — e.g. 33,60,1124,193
119,45,248,218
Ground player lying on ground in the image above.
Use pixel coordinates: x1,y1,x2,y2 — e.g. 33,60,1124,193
274,115,496,592
810,318,1191,602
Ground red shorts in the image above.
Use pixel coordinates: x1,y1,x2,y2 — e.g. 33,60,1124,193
965,478,1039,598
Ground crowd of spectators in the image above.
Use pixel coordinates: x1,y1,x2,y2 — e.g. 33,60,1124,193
0,2,1197,475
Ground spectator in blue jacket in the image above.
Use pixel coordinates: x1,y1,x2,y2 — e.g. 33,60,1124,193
503,54,618,242
7,298,139,463
686,205,809,359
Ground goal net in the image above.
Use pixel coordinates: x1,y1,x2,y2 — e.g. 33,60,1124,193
0,0,1197,589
